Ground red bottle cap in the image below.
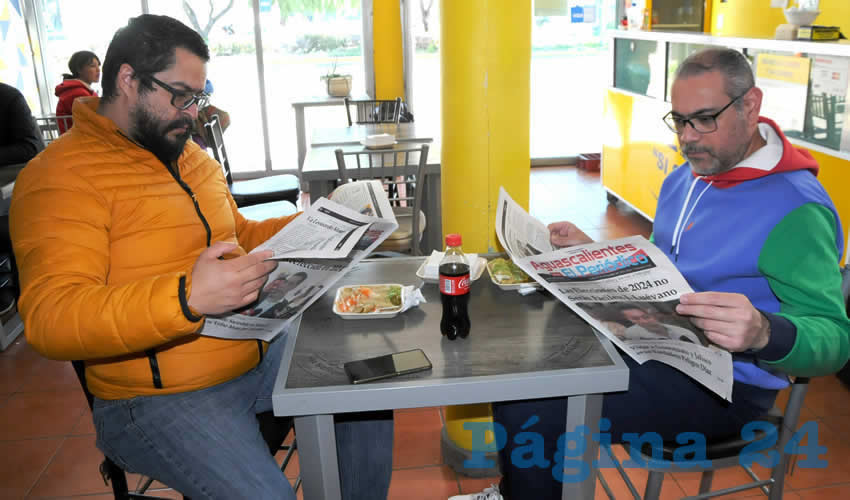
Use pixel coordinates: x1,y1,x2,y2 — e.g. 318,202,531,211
445,233,462,247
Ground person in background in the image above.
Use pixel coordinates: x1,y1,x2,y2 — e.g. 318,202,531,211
191,78,230,149
0,82,44,169
455,47,849,500
54,50,100,133
12,14,392,499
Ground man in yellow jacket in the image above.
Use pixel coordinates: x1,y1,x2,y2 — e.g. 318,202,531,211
10,14,392,500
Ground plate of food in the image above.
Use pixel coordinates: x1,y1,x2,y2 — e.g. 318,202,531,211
486,257,540,290
333,284,405,319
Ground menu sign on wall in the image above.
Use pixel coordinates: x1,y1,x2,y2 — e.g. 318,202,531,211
755,53,812,135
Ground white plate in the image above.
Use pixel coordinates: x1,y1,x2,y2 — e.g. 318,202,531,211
415,257,487,283
485,260,541,291
333,284,404,320
360,140,398,150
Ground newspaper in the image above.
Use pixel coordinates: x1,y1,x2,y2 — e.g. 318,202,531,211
200,180,398,342
496,187,734,401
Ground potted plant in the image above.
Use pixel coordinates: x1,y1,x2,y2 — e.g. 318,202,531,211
321,59,352,97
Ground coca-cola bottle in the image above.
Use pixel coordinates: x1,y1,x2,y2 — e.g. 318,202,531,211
439,233,471,340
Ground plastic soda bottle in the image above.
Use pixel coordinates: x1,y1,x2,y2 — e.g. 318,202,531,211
439,234,471,340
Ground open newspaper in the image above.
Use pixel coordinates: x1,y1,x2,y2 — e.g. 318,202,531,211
496,187,734,401
200,180,398,342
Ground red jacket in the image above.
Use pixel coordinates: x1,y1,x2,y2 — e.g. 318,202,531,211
54,79,96,133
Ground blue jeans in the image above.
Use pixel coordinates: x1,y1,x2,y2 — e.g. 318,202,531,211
492,356,778,500
93,333,394,499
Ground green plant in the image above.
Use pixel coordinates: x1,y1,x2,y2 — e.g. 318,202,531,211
320,59,350,80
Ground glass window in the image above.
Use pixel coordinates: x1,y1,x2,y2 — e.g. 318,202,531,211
408,0,440,133
147,0,265,173
260,2,366,172
531,0,618,159
38,0,142,113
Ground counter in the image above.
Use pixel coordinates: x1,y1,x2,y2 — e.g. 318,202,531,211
603,30,850,259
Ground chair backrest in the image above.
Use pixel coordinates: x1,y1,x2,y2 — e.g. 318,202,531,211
334,143,430,255
203,114,234,186
344,97,403,126
35,115,72,143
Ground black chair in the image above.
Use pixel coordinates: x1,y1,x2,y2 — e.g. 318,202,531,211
598,376,809,500
72,360,300,499
239,199,298,221
344,97,403,126
203,114,300,207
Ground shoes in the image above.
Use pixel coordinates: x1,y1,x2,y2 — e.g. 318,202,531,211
448,484,503,500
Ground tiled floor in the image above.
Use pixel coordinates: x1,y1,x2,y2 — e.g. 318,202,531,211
2,166,850,499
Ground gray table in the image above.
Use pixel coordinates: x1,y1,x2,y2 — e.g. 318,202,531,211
272,257,629,500
292,95,370,171
310,122,432,148
303,143,442,254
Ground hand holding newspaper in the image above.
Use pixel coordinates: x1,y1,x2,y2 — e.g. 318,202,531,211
495,187,734,401
200,180,398,342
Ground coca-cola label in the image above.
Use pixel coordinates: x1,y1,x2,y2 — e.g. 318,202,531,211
440,273,470,295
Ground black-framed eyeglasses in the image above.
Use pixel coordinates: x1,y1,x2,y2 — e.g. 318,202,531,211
145,74,210,110
662,89,751,135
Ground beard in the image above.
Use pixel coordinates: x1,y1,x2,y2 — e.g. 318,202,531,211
129,102,193,167
681,119,752,176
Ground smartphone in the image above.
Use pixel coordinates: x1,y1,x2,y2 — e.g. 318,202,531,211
343,349,432,384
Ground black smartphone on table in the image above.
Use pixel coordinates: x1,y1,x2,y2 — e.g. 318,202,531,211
343,348,432,384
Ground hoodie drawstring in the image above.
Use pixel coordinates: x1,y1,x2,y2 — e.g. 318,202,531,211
670,176,713,260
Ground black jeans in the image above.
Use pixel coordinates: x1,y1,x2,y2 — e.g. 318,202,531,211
492,355,777,500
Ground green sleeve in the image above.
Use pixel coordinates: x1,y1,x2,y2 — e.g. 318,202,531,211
649,232,654,243
758,203,850,376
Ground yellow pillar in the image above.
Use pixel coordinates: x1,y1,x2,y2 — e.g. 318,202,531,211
372,0,405,100
440,0,531,465
441,0,531,254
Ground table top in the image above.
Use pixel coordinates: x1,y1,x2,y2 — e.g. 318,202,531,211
302,143,442,181
291,95,370,108
272,257,628,416
310,123,433,148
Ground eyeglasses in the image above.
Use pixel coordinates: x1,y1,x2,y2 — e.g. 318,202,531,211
662,89,750,135
145,74,210,111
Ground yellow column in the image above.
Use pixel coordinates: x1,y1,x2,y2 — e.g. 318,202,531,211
440,0,531,466
441,0,531,254
372,0,405,100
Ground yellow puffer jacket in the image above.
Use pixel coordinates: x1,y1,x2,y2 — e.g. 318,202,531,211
10,97,298,400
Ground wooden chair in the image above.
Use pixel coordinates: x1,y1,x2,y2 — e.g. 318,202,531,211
334,143,429,256
72,360,300,499
599,377,810,500
344,97,403,126
204,114,300,206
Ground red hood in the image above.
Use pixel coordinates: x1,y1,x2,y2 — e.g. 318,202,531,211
696,117,819,189
54,79,91,97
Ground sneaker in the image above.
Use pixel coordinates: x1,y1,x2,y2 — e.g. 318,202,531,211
448,484,503,500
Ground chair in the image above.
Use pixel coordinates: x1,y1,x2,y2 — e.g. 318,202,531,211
334,143,429,256
344,97,403,126
239,199,298,221
34,115,72,144
203,114,300,207
599,376,810,500
72,360,300,499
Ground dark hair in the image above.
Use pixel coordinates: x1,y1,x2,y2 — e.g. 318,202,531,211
63,51,99,80
100,14,209,103
675,48,754,108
